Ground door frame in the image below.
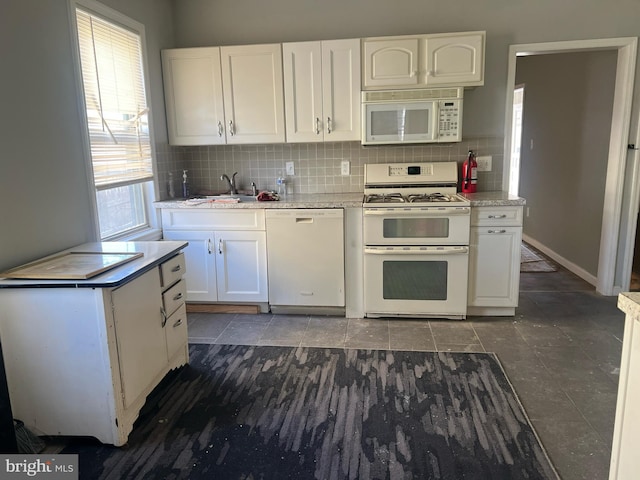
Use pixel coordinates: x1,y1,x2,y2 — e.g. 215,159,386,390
503,37,638,295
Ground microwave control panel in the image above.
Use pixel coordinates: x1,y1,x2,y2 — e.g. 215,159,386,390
438,100,462,142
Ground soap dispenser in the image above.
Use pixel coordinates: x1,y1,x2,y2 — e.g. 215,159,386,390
182,170,190,198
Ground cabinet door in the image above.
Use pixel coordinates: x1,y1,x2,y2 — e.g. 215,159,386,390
425,33,484,86
468,226,522,307
112,268,167,409
161,47,226,145
220,44,285,144
362,38,420,88
283,41,323,143
322,39,361,142
215,231,268,302
163,231,217,302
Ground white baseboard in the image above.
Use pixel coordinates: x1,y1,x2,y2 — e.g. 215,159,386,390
522,234,597,287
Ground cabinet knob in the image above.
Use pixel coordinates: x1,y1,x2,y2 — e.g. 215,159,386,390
173,318,184,328
488,214,507,219
171,265,182,273
327,117,332,134
173,292,183,301
315,117,321,135
218,121,224,137
218,238,223,255
228,120,235,136
487,229,507,234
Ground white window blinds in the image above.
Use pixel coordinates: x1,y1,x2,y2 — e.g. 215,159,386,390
76,8,153,188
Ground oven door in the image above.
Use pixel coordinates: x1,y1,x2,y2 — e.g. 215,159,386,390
364,246,469,319
363,206,470,246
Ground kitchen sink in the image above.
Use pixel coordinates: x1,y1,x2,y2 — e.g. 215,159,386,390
206,194,257,202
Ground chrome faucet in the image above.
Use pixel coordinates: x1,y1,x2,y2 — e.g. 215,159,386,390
220,172,238,194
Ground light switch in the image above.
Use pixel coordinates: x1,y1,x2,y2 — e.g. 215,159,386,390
476,156,492,172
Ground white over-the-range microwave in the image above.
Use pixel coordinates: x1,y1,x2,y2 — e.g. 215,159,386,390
361,87,463,145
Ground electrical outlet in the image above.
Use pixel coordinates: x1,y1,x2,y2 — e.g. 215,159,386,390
285,161,295,176
476,155,492,172
341,160,350,176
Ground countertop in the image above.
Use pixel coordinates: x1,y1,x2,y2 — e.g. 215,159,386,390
460,191,527,206
618,292,640,319
154,191,525,209
0,241,188,289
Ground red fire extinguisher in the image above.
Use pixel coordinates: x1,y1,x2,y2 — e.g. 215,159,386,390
461,150,478,193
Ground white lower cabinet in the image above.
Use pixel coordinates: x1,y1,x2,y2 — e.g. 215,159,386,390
467,206,523,316
0,250,188,446
162,209,268,304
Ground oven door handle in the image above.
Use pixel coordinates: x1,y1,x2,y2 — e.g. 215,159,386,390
363,207,470,216
364,246,469,255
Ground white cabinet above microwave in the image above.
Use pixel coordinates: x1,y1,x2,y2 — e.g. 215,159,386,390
362,31,485,90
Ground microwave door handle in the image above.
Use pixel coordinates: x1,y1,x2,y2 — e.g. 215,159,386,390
365,247,469,255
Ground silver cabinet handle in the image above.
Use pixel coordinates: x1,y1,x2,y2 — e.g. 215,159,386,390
488,229,507,234
207,239,212,254
228,120,235,136
218,121,224,137
327,117,332,134
315,117,321,135
173,292,183,301
173,318,183,328
160,306,167,328
488,214,507,219
218,238,223,254
171,265,181,273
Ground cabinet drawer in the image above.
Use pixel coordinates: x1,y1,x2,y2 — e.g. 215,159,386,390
471,207,523,226
165,303,188,360
160,253,186,289
163,279,186,316
161,209,265,230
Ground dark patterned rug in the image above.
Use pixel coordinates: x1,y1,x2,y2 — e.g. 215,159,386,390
62,344,559,479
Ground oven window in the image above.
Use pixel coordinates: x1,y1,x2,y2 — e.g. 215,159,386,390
383,260,448,300
383,218,449,238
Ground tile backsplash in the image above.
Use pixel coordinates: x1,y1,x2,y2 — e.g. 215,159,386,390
155,136,504,199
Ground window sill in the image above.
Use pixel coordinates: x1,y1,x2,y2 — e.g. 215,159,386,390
111,228,163,242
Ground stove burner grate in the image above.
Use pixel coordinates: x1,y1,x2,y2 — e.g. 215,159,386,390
407,193,453,203
364,193,406,204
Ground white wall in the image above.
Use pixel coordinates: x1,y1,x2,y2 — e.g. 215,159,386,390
0,0,175,272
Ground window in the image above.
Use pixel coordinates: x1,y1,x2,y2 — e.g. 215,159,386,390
73,3,155,239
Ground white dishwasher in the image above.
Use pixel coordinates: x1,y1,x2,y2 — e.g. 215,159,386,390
266,209,345,307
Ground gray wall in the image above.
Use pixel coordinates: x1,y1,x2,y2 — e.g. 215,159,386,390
172,0,640,138
0,0,175,272
516,51,617,277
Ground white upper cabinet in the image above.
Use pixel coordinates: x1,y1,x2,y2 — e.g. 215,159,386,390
283,39,360,142
362,31,485,89
425,33,484,86
362,37,420,88
161,47,226,145
220,44,286,144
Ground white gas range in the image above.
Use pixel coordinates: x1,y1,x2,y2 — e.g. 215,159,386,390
363,161,470,319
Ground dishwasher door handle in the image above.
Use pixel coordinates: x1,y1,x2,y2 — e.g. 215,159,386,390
295,218,314,223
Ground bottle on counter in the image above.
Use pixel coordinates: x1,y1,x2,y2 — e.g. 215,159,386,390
182,170,190,198
276,173,286,198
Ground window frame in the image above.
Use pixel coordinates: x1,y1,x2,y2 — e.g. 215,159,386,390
68,0,160,241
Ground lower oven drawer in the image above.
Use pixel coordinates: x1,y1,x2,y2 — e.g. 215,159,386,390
363,245,469,318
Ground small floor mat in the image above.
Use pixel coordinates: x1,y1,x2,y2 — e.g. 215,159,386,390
521,244,557,272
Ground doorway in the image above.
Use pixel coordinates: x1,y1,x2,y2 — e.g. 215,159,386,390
503,38,638,295
509,85,524,197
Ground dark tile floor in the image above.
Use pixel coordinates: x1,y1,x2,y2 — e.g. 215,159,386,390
188,249,625,480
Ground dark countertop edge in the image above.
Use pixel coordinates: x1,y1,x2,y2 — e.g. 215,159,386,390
0,241,188,290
